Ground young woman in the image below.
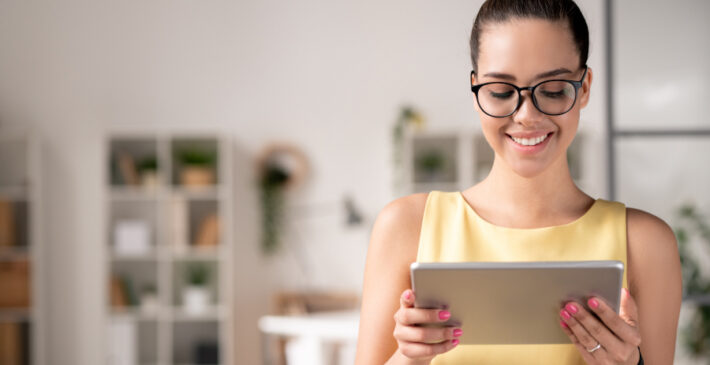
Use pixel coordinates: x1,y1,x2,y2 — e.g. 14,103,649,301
355,0,682,364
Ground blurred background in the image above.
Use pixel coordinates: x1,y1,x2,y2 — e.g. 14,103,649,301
0,0,708,364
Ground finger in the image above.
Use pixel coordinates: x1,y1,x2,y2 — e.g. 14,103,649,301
587,295,641,347
398,338,459,359
395,307,452,326
559,320,596,364
560,305,608,359
400,289,415,308
619,288,640,329
394,324,462,344
563,301,623,357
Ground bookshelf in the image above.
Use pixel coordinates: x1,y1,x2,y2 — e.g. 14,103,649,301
400,128,585,194
0,132,44,365
104,132,233,365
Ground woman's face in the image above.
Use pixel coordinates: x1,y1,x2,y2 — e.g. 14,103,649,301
472,18,592,178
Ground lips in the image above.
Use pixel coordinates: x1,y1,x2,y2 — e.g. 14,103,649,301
506,132,553,147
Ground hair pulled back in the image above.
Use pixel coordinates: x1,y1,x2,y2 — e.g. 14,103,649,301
469,0,589,72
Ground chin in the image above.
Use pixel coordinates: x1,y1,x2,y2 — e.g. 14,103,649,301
507,160,550,179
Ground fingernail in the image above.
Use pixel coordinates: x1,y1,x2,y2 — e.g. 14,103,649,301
588,298,599,309
452,339,459,346
453,328,463,337
404,290,411,300
560,319,568,328
560,309,571,320
439,310,451,320
565,303,578,314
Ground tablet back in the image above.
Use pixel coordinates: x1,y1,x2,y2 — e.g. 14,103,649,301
410,260,623,345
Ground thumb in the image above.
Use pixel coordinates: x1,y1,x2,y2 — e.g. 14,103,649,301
400,289,415,308
619,288,639,328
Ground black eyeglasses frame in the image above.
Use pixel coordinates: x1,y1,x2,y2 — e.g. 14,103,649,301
470,65,588,118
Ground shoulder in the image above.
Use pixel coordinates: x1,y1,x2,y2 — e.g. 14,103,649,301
625,207,681,289
370,192,430,254
626,207,677,251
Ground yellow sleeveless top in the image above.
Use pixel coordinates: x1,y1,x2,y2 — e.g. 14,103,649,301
416,191,628,365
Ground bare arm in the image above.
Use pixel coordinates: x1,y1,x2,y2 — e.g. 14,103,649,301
627,208,682,364
355,194,459,364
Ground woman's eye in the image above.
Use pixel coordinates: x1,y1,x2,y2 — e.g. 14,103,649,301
489,90,514,100
539,90,566,99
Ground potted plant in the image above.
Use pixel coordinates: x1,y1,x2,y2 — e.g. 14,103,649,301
139,284,159,315
177,148,216,187
416,149,445,182
182,262,211,315
137,156,159,188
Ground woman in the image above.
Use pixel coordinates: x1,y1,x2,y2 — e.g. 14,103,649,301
355,0,682,364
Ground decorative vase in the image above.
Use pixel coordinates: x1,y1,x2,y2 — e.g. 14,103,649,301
180,166,215,187
183,286,210,314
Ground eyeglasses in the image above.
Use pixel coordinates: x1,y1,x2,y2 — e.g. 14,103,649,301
470,66,588,118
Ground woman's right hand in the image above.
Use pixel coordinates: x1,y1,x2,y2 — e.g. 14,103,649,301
391,289,462,364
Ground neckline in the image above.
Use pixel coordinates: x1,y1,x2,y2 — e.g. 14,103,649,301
457,191,600,231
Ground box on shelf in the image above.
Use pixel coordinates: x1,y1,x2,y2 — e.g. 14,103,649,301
113,220,151,256
0,260,30,308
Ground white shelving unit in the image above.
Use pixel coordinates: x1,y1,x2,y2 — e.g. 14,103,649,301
0,131,45,365
104,131,233,365
401,127,584,194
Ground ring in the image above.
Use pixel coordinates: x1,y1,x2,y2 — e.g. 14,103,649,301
587,343,602,353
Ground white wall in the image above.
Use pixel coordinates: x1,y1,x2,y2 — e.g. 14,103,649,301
0,0,608,364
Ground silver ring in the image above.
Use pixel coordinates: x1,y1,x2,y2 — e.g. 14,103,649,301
587,343,602,353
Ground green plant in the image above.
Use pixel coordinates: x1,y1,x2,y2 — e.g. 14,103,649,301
138,156,158,172
186,263,210,286
674,204,710,357
392,105,425,194
178,148,216,167
259,162,290,254
416,150,445,175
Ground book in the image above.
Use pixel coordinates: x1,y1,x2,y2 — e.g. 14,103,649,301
0,199,16,247
0,322,22,365
193,213,219,247
117,152,139,186
0,260,30,308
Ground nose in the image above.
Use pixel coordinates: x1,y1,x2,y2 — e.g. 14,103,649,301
512,90,544,126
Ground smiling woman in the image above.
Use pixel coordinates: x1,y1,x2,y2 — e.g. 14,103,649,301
355,1,682,364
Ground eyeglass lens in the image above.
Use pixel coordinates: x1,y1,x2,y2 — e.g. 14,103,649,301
477,80,577,117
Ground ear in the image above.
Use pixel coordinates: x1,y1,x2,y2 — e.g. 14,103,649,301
578,67,593,108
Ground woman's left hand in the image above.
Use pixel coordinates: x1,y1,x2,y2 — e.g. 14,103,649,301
559,288,642,364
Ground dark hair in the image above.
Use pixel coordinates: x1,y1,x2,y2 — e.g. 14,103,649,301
469,0,589,72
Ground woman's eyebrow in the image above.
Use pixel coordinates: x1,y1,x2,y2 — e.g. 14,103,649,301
481,68,573,81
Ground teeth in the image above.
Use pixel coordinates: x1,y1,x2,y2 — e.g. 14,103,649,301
511,133,549,146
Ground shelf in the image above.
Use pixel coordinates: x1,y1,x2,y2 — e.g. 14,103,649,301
0,246,31,261
169,305,227,321
105,132,233,365
0,186,29,200
0,307,32,322
109,307,161,322
109,186,161,201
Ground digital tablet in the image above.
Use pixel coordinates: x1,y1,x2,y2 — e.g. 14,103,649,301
410,260,624,345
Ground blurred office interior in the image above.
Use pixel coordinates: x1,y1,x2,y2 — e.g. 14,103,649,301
0,0,708,364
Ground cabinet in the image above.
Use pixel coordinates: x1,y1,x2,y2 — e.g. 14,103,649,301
0,132,44,365
105,132,233,365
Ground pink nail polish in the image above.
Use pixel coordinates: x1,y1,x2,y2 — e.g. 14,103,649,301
588,298,599,309
565,303,578,314
560,309,571,320
404,291,411,300
560,319,568,328
453,328,463,337
452,339,459,346
439,310,451,320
